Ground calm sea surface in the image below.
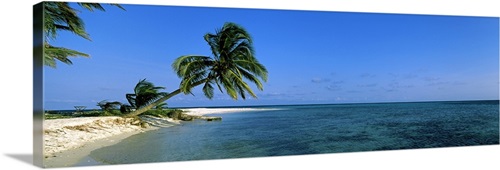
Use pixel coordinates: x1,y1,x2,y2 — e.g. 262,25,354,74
87,100,499,165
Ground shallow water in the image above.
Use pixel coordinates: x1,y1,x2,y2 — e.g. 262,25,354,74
88,100,499,165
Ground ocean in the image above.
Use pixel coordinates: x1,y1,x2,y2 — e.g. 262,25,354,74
85,100,499,165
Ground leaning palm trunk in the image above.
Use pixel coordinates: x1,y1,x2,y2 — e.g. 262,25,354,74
124,22,268,117
123,79,207,117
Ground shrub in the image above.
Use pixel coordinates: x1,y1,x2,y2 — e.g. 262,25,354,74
76,110,107,117
105,109,123,116
44,113,73,120
144,109,183,118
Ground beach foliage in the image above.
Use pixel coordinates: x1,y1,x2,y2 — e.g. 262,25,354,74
125,79,169,109
44,113,74,120
97,100,122,111
124,22,268,117
144,109,183,118
43,2,124,68
81,110,119,117
173,22,268,99
44,110,119,119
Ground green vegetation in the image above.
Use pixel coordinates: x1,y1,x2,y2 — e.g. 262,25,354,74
143,109,183,118
43,2,124,68
124,22,268,117
44,109,183,120
44,110,115,120
97,100,122,112
44,114,74,120
125,79,168,110
90,79,169,115
45,79,171,120
45,20,267,119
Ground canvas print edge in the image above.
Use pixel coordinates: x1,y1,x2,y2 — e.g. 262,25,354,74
33,2,44,168
32,1,499,168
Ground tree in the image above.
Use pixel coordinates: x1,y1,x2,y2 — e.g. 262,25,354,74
125,79,169,109
124,22,268,117
97,100,122,112
43,2,124,68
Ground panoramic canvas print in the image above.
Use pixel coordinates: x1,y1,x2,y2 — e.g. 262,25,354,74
34,2,499,168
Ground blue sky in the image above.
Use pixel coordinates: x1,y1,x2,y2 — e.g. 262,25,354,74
44,3,499,109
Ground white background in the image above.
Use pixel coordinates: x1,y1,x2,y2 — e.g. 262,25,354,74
0,0,499,169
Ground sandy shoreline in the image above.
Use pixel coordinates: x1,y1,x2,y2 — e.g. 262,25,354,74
43,116,162,167
43,108,267,167
43,127,146,167
181,107,270,116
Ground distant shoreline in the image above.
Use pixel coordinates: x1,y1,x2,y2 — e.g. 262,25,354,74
45,99,499,112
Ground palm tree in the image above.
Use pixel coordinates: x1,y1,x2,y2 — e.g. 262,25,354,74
125,79,169,109
97,100,122,112
124,22,268,117
43,2,124,68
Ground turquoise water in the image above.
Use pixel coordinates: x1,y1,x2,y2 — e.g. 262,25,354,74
88,100,499,165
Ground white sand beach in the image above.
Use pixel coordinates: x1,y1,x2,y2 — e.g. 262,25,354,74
182,108,271,116
42,108,266,167
43,115,180,167
44,117,144,157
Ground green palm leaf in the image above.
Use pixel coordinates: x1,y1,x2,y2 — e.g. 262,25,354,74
172,22,267,100
43,2,124,68
126,79,168,109
43,45,90,68
124,22,268,117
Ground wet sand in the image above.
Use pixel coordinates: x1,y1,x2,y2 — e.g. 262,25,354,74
44,129,146,167
43,108,268,167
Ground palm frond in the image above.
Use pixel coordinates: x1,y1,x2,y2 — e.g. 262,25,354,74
174,22,268,101
172,55,213,77
128,79,168,109
43,2,125,68
236,66,265,90
77,3,126,12
110,4,126,11
202,81,215,99
43,45,90,68
44,2,90,40
220,74,238,99
126,93,137,108
97,100,122,111
77,3,106,12
179,71,208,94
227,69,257,98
